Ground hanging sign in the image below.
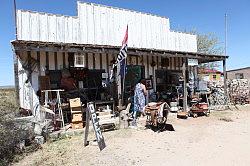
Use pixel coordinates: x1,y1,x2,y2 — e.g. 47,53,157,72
84,102,106,151
188,58,198,66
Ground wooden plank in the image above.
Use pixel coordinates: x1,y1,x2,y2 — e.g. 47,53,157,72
88,53,93,69
146,55,149,78
54,52,58,70
37,51,41,75
31,51,38,91
101,53,106,71
65,52,69,68
57,52,63,70
40,51,46,76
99,53,102,69
13,51,20,106
49,52,55,70
171,57,175,71
106,53,109,73
174,57,177,71
156,56,159,69
94,53,101,69
46,51,49,71
141,55,144,66
93,53,96,69
167,57,171,70
62,52,66,68
27,51,32,83
85,52,88,68
149,55,153,76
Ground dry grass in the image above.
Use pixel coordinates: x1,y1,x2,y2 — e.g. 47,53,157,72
0,88,18,115
0,88,37,166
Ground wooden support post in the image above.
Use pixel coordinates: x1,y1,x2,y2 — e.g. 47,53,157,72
13,50,20,106
223,59,228,104
182,60,188,112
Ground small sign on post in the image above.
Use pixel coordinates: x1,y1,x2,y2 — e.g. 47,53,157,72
84,102,106,151
188,58,198,66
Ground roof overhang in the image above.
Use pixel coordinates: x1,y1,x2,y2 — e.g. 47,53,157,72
12,40,228,63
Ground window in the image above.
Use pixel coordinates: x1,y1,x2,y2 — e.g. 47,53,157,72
235,73,244,79
74,54,85,67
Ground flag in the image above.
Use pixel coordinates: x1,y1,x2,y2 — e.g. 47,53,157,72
117,25,128,79
116,25,128,64
110,25,128,80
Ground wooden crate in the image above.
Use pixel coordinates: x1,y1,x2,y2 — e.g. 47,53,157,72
69,98,81,108
71,122,83,129
72,113,83,122
69,98,82,113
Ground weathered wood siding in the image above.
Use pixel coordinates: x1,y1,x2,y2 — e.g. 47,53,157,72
16,2,197,52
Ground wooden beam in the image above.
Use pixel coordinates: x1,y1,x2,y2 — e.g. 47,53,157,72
99,53,102,69
12,43,227,64
46,52,49,71
13,50,20,106
183,59,187,112
54,52,58,70
63,52,66,68
37,51,41,75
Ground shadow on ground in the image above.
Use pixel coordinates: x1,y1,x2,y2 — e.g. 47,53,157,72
146,123,175,133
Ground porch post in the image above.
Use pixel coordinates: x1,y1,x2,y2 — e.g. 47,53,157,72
223,59,228,104
182,59,188,112
13,50,20,106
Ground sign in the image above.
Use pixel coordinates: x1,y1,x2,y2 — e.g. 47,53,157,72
102,73,109,79
188,58,198,66
84,102,106,151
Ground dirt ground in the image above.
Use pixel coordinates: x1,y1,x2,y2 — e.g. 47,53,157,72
14,105,250,166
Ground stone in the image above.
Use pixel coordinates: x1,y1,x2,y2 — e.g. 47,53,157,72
34,135,45,144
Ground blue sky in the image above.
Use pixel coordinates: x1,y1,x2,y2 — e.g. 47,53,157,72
1,0,250,86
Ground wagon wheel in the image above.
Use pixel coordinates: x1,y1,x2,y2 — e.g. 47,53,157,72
193,113,198,118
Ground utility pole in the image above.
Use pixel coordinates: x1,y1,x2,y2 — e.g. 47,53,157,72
223,13,228,104
225,13,227,59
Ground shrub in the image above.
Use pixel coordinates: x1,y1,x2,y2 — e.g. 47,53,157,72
0,89,37,165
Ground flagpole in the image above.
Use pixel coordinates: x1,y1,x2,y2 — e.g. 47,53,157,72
121,58,127,105
13,0,17,40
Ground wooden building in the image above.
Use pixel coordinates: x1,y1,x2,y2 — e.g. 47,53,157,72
12,2,228,115
227,67,250,80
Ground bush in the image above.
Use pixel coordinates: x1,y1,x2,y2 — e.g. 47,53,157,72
0,89,37,165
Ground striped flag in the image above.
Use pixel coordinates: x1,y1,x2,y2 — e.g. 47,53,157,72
110,26,128,80
116,26,128,64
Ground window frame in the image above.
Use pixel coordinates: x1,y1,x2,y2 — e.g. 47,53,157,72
74,53,85,67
